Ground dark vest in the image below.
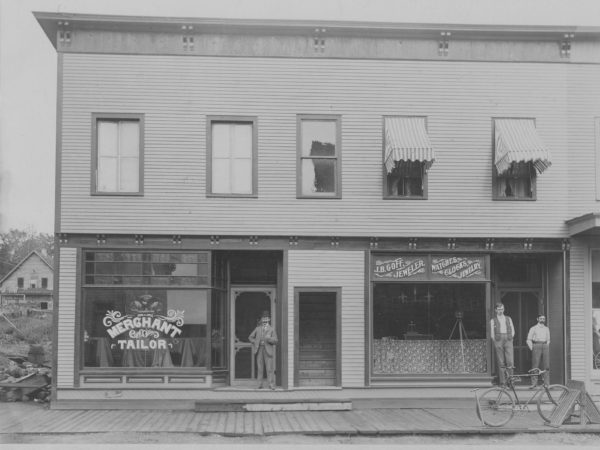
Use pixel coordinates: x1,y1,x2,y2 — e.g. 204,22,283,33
493,316,513,341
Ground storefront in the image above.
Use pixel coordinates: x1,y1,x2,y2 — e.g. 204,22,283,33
368,248,566,386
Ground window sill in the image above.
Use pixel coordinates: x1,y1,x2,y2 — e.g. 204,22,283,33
493,197,537,201
91,192,144,196
383,196,428,200
206,193,258,198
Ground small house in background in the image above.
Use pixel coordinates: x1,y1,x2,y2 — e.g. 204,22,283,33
0,250,54,310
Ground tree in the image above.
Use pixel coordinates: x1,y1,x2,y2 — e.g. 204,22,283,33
0,228,54,279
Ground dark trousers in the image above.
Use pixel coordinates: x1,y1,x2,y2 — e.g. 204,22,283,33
493,334,514,384
256,345,275,388
531,343,549,385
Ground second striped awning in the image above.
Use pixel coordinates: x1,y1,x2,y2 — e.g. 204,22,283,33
384,117,435,173
494,119,552,175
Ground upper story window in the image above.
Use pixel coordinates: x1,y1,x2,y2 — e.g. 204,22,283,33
384,117,435,199
92,114,143,195
17,277,24,288
207,117,257,197
297,115,341,198
493,118,551,201
41,278,48,289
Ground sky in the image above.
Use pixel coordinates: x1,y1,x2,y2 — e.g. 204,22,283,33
1,0,600,234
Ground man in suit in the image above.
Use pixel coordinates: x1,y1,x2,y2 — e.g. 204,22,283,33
249,310,278,389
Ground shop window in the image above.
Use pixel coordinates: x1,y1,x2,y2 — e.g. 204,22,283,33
92,114,143,195
41,278,48,289
386,161,425,197
17,278,24,288
592,251,600,371
297,115,341,198
372,283,487,375
494,161,535,199
207,117,257,196
82,251,210,369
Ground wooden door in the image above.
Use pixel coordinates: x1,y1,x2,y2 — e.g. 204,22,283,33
296,291,339,387
500,290,541,376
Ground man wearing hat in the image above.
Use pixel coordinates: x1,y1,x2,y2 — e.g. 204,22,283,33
249,310,278,389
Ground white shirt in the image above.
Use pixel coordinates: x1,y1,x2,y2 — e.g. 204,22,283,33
527,323,550,349
490,315,515,340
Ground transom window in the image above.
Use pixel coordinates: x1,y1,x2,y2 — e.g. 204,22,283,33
208,117,257,196
297,115,341,198
93,114,143,195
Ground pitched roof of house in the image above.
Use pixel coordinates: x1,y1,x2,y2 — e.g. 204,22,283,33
0,250,54,286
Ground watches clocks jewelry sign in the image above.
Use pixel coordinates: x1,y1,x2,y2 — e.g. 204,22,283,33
372,254,487,281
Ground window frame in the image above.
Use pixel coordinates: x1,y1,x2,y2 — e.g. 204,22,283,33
41,278,48,289
206,116,258,198
17,277,24,289
492,117,537,201
296,114,342,199
91,113,144,196
382,115,430,200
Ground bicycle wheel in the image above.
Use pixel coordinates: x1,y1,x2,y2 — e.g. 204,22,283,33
537,384,569,423
477,387,515,427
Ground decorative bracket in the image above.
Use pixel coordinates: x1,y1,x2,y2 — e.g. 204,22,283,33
313,28,326,53
210,235,220,245
562,239,571,251
288,236,299,246
57,21,72,46
182,25,195,51
96,234,107,245
447,238,456,250
485,238,495,250
523,238,533,251
370,237,379,248
408,238,418,250
248,236,259,246
134,234,144,245
172,235,182,245
560,33,575,58
58,233,68,244
438,31,451,56
330,237,340,247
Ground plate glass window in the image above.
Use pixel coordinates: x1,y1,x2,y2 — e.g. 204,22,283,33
96,119,140,193
211,122,254,195
592,250,600,371
299,118,339,196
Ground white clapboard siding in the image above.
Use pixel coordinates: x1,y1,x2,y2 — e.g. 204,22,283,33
569,240,587,382
287,250,365,387
56,247,77,388
58,54,599,237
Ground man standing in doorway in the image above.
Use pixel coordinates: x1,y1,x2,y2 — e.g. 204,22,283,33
526,314,550,388
249,310,278,390
490,302,515,386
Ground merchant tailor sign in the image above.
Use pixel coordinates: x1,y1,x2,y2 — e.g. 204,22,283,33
372,254,487,282
102,294,185,350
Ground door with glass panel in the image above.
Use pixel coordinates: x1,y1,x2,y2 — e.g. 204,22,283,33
230,287,276,386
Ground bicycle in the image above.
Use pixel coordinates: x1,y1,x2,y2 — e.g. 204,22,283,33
473,368,570,427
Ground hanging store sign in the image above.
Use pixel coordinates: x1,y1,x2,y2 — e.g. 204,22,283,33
102,294,184,350
372,254,487,281
430,256,485,280
373,256,427,279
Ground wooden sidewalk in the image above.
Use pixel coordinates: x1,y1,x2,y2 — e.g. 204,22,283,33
2,402,600,436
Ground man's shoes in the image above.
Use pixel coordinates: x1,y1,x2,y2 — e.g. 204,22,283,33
269,385,275,390
258,385,264,389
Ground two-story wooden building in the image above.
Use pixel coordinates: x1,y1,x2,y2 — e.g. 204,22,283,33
0,250,54,310
35,11,600,407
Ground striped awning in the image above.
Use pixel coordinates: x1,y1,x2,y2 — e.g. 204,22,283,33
385,117,435,173
494,119,552,175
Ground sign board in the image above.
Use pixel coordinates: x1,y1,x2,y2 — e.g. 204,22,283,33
372,254,487,282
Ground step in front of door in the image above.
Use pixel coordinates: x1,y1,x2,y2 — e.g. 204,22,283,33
195,398,352,412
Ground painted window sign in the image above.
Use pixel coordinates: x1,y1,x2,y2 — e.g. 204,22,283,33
373,256,427,279
430,256,484,280
103,294,185,351
372,254,486,281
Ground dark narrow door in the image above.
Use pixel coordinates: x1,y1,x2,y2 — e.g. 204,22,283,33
297,292,338,387
500,290,541,375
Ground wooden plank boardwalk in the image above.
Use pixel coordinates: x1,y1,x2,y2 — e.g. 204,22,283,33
2,402,600,436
